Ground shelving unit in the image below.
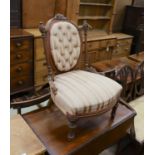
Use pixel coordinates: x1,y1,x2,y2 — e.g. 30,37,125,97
78,0,115,33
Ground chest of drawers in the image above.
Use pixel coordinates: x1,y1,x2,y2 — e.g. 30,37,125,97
111,33,133,58
23,29,48,90
10,29,34,95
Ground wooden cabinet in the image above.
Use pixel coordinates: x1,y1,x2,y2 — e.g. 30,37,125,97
78,33,117,68
111,33,133,58
10,29,34,95
23,29,48,88
122,6,144,53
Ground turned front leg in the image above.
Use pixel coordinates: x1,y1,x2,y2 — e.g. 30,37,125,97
67,118,78,141
111,102,119,120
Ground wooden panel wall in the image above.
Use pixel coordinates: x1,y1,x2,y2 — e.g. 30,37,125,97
54,0,67,15
22,0,56,28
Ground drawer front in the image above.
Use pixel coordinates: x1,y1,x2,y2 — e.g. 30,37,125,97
117,39,132,47
35,70,48,87
35,60,48,86
11,62,33,79
112,38,132,58
11,50,33,65
35,38,45,60
87,41,99,51
11,76,33,92
100,39,116,48
87,50,98,65
11,38,32,51
112,45,131,58
97,48,112,61
35,60,48,73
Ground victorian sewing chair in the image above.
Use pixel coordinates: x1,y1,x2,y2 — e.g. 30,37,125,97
39,14,122,140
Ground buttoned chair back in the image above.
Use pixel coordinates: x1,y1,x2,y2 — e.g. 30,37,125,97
39,14,82,76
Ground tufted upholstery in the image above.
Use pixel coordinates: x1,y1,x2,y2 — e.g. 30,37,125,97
49,21,81,71
49,70,122,116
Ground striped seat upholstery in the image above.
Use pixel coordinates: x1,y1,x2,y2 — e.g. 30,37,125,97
50,70,122,116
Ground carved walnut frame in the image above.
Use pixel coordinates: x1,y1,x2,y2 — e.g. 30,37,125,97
39,14,119,140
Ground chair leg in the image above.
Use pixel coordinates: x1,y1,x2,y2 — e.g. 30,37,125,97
17,108,21,114
111,103,118,120
67,118,78,141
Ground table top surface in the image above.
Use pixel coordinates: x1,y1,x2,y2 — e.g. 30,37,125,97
10,29,33,38
23,103,135,155
128,52,144,62
92,57,140,72
11,115,46,155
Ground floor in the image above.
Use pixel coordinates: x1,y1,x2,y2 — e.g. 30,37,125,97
10,96,144,155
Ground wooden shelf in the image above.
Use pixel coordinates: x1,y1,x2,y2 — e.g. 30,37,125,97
78,16,110,20
80,2,112,7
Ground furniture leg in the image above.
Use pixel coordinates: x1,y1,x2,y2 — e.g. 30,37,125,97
67,118,78,141
17,107,21,114
111,103,119,120
130,121,136,139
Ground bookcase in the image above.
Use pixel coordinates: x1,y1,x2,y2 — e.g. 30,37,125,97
78,0,115,33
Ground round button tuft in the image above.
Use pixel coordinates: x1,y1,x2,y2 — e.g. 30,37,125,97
59,39,63,42
73,32,77,35
67,25,71,29
61,52,64,56
68,38,72,42
74,44,78,48
58,26,62,30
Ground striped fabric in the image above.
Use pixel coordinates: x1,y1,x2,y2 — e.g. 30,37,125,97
50,70,122,116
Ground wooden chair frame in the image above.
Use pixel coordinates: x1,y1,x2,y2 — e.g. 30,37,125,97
134,61,144,98
39,14,119,140
115,65,134,102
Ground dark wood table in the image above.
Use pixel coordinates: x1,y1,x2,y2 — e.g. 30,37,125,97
23,102,136,155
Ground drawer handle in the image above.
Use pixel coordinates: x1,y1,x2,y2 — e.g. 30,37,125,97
106,46,110,52
18,80,24,85
16,42,22,47
16,54,22,59
125,48,129,51
116,44,120,48
16,67,23,72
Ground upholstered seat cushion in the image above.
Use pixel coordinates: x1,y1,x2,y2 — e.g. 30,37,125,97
50,70,122,116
